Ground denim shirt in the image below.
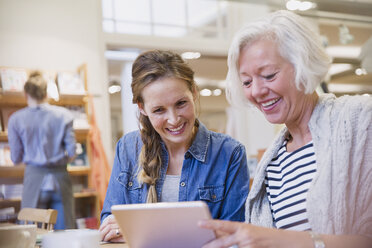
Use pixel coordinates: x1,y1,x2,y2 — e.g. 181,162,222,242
101,121,249,222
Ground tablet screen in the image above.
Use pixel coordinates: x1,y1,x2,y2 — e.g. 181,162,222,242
112,201,215,248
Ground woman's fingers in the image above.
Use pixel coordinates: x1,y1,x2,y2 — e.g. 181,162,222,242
99,215,123,242
109,236,126,243
202,233,240,248
199,220,240,234
199,220,256,248
101,226,122,242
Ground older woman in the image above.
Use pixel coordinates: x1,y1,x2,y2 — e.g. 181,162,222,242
199,10,372,248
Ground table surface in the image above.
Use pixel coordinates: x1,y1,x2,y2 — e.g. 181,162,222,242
100,243,128,247
1,223,129,247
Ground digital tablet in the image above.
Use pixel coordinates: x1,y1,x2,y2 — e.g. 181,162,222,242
111,201,215,248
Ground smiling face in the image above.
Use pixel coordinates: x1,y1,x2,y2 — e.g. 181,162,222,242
238,39,312,126
138,77,197,150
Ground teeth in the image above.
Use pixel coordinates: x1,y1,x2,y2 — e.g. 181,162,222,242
262,98,279,107
169,124,184,132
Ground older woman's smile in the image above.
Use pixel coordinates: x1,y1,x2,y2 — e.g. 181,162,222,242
261,97,281,109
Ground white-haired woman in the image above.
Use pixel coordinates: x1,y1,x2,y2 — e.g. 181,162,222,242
199,10,372,248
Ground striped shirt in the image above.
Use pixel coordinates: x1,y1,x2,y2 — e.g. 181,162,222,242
265,139,317,231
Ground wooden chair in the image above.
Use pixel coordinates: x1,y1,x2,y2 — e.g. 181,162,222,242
17,208,58,230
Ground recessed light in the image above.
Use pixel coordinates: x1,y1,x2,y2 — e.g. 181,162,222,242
181,52,201,60
200,88,212,96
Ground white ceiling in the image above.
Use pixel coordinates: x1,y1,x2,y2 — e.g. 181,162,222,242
187,0,372,95
107,0,372,96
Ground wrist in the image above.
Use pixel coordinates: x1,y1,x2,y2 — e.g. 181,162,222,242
309,231,325,248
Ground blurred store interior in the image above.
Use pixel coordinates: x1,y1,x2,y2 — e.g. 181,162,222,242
1,0,371,163
104,0,372,160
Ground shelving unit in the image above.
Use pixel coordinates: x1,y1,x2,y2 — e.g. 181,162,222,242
0,65,100,227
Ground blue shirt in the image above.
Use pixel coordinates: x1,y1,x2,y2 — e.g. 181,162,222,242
101,121,249,222
8,103,76,166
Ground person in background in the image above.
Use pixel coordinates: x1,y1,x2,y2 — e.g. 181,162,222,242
199,10,372,248
8,71,76,229
99,50,250,242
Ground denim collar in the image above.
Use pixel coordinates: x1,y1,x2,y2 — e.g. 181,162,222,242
187,121,210,163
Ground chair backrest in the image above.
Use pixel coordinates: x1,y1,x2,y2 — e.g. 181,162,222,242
17,208,58,230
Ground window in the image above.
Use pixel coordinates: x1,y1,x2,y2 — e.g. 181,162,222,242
101,0,227,38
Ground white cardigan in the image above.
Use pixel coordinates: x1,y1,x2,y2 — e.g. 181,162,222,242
245,94,372,238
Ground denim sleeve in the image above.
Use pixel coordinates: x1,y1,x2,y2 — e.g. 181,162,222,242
8,116,24,164
219,144,249,221
100,138,126,222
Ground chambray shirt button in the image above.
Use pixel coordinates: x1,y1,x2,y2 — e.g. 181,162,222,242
180,182,186,187
212,194,216,199
128,182,133,187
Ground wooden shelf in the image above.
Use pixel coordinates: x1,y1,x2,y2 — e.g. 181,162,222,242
0,129,88,142
50,95,87,106
0,132,7,142
0,191,97,205
67,165,91,176
73,191,97,198
0,64,98,222
0,93,26,107
75,129,89,142
0,165,25,178
0,93,87,107
0,165,91,178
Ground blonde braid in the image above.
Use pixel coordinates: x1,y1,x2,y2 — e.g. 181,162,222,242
137,113,162,203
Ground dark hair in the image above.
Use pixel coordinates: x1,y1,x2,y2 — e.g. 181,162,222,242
24,71,47,101
131,50,198,203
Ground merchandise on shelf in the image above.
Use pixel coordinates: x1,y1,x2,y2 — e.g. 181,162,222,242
57,72,86,96
0,68,27,93
0,142,12,166
1,107,21,131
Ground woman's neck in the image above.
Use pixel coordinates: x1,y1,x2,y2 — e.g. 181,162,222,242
165,125,198,175
286,92,318,152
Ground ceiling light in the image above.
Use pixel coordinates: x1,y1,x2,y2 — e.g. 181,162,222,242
108,80,121,94
328,83,372,93
298,1,313,11
286,0,300,10
213,89,222,96
181,52,201,60
200,88,212,96
286,0,315,11
328,64,353,76
326,46,361,59
339,24,354,45
104,50,140,61
355,68,367,76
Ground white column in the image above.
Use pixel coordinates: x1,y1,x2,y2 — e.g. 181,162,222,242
121,62,140,134
224,2,276,157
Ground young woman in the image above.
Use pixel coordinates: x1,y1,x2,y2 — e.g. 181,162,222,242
99,50,250,242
